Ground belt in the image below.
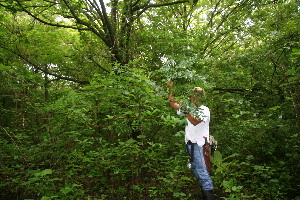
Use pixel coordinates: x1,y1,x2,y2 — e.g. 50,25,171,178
187,140,195,145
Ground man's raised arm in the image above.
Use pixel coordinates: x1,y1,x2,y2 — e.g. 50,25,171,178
167,80,181,110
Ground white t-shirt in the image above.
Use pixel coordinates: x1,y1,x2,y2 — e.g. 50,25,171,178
177,105,210,146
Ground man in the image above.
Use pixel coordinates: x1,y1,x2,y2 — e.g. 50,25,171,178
167,80,214,200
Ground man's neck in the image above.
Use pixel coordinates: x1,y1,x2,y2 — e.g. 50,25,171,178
194,102,202,107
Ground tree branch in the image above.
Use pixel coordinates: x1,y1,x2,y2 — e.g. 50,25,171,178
0,45,89,84
213,87,262,94
89,57,110,73
98,0,115,46
136,0,189,18
14,0,89,31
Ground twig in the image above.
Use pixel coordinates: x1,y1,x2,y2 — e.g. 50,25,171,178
0,125,29,164
0,124,20,150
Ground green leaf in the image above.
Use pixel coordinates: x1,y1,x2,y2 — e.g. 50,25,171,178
60,187,73,194
34,169,53,177
0,64,11,70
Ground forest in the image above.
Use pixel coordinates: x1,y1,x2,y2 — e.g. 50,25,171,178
0,0,299,199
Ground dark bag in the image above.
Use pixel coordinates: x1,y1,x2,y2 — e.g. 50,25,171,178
203,136,218,174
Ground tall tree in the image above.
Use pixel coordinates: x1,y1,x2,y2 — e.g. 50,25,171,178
3,0,198,66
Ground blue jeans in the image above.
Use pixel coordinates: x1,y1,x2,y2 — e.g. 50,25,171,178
186,144,214,190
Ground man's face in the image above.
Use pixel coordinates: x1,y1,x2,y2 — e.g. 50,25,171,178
189,93,203,103
188,87,204,104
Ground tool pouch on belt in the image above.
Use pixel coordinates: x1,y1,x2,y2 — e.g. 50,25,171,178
203,137,212,174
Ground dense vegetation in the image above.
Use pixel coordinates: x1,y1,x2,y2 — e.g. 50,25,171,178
0,0,299,199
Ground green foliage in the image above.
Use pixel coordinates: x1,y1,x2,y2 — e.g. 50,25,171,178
211,149,298,200
1,0,300,199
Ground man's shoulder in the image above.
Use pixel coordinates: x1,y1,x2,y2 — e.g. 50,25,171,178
199,105,209,110
198,105,210,115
